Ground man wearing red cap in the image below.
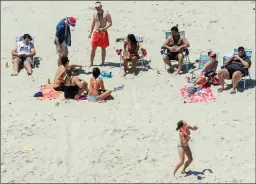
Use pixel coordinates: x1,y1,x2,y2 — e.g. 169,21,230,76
54,17,76,66
88,1,112,67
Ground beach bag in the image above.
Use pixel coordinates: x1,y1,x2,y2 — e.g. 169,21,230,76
100,71,112,79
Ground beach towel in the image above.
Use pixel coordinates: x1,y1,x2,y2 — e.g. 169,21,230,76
35,85,63,100
91,31,109,48
180,85,216,103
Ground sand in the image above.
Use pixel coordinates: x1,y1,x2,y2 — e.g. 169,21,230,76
1,1,255,183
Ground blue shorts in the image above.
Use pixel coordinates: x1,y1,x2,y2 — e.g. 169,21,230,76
87,95,100,102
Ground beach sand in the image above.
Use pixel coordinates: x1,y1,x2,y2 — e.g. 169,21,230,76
1,1,255,183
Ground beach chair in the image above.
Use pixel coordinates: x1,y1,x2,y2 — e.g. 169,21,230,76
116,36,147,72
222,48,252,89
161,31,190,71
15,35,35,68
190,51,218,80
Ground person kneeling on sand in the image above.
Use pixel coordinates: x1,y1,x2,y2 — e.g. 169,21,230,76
53,56,87,96
88,67,113,102
194,52,218,87
63,68,89,100
162,26,190,75
11,34,36,76
217,46,251,94
172,120,198,177
123,34,140,76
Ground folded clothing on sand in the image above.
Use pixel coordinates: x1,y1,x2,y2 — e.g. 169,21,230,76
35,84,63,100
181,85,216,103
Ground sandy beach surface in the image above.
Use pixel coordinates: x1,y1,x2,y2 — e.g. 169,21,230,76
1,1,255,183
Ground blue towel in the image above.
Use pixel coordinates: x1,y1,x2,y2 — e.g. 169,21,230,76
100,71,112,79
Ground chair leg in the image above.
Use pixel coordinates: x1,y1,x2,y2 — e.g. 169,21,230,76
244,78,246,89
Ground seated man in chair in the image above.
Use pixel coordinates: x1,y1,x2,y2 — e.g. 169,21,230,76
11,34,36,76
217,46,251,94
162,26,190,75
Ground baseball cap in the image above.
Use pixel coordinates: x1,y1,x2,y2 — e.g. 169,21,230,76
67,17,76,27
95,1,102,8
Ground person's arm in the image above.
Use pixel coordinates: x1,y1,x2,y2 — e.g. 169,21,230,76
163,36,174,51
26,44,36,57
103,12,112,31
100,79,106,91
11,44,19,57
67,64,83,68
187,125,198,131
57,67,67,82
224,56,234,67
89,14,96,35
201,62,210,73
178,36,190,50
237,56,250,68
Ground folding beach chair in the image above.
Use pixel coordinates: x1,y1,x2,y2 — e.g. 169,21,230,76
190,51,218,80
116,36,148,72
161,30,190,71
15,35,35,68
222,48,252,89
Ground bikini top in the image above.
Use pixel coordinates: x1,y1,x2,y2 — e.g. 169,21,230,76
90,78,101,89
180,127,190,140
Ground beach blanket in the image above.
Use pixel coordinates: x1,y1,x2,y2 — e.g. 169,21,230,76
180,85,216,103
35,85,62,100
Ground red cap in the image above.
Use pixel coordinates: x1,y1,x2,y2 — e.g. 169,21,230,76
67,17,76,27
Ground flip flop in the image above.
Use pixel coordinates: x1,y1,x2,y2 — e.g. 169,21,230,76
217,88,224,93
24,145,34,151
11,73,18,76
181,171,187,174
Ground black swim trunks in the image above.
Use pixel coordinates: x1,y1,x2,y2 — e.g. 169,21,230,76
64,85,79,99
165,51,183,60
54,83,65,92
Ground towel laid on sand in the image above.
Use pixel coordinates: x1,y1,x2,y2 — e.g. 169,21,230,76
181,85,216,103
35,85,62,100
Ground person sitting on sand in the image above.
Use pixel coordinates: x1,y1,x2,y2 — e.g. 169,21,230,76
53,56,87,94
194,52,218,88
63,68,89,100
11,34,36,76
123,34,140,76
88,67,113,102
217,46,251,94
172,120,198,177
162,26,190,75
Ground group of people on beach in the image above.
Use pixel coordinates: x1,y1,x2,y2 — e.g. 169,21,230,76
8,1,253,177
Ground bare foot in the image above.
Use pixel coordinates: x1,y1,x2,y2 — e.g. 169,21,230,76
27,72,32,76
74,94,81,100
11,73,18,76
174,70,182,75
100,63,105,66
89,64,93,67
181,171,187,174
123,71,127,77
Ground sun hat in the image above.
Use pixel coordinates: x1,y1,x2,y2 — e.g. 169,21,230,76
67,17,76,27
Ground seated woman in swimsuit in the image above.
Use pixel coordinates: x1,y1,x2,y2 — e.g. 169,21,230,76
88,67,113,102
172,120,198,177
53,56,84,92
63,68,89,100
194,52,218,88
123,34,140,76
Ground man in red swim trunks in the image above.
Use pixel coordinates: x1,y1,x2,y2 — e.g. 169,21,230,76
88,1,112,67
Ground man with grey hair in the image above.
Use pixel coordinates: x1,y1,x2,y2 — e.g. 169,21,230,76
88,1,112,67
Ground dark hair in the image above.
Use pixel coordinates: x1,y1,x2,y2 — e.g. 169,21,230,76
176,120,184,131
171,26,179,33
127,34,137,47
61,56,69,66
238,46,245,51
23,34,32,41
92,67,101,79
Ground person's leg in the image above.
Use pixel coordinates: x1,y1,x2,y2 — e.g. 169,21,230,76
11,57,21,76
182,147,193,173
131,56,138,75
217,69,230,92
90,47,97,67
163,54,173,71
98,90,112,101
23,57,33,75
195,76,208,87
230,71,243,94
123,58,129,76
174,53,183,75
101,47,106,66
172,147,185,177
57,42,69,66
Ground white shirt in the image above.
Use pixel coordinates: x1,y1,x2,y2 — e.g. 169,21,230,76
17,41,33,54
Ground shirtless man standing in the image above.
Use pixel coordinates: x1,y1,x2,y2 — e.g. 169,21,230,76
88,1,112,67
162,26,190,75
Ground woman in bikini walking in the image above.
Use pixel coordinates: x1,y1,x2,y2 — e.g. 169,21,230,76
172,120,198,177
